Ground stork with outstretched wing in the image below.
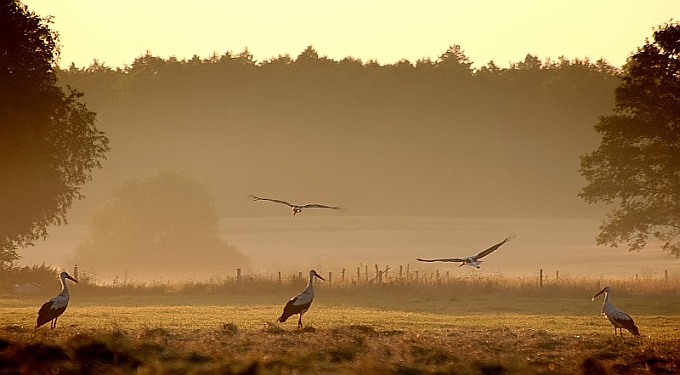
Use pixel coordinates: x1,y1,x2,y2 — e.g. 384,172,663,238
417,234,515,268
249,194,341,216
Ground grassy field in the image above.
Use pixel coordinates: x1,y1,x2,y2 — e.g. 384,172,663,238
1,287,679,374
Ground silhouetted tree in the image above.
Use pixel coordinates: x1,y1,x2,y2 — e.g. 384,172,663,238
436,45,474,76
74,171,251,278
580,21,680,257
0,1,109,267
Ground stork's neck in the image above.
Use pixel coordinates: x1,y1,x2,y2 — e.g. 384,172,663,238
59,275,70,297
305,273,315,293
601,291,611,313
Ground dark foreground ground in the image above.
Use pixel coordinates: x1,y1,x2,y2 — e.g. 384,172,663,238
1,323,679,375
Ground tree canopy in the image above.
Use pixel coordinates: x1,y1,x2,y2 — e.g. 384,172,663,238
580,21,680,257
0,1,109,266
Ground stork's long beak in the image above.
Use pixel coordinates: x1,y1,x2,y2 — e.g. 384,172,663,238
66,275,79,283
591,288,605,301
314,273,325,281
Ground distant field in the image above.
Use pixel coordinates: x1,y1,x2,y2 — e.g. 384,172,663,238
22,216,680,282
2,291,679,374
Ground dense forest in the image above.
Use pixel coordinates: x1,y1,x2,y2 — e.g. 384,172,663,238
57,46,620,221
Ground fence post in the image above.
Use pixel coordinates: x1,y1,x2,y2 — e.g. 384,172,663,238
665,269,669,282
357,267,361,284
378,270,383,284
539,269,543,289
237,268,242,287
328,271,332,286
341,268,346,284
399,265,403,281
365,265,368,283
278,272,282,284
556,270,559,284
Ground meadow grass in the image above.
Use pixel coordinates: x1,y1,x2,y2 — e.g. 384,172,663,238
1,289,679,374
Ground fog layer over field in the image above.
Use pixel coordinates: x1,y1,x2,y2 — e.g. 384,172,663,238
18,52,679,280
22,216,678,281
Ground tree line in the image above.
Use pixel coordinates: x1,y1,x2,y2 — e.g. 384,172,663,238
54,45,621,225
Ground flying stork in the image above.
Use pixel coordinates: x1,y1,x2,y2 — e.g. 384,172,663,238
592,286,640,337
417,234,515,268
36,271,79,330
277,270,325,328
249,194,341,217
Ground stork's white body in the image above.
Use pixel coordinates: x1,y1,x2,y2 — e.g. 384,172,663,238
592,286,640,337
277,270,325,328
36,271,78,330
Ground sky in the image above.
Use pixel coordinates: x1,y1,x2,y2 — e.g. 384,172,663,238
23,0,679,70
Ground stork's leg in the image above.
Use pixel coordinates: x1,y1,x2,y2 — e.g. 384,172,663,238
51,318,57,330
297,315,303,329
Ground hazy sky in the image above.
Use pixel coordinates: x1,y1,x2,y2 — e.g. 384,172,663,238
24,0,678,70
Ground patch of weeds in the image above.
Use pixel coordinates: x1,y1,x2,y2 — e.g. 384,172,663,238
2,324,28,334
300,325,317,333
380,329,405,337
474,360,507,375
0,343,70,374
262,321,285,334
328,345,359,363
534,337,564,350
185,351,211,364
581,357,607,375
67,331,142,371
347,324,377,334
410,345,456,365
138,327,173,343
392,363,429,375
220,322,239,335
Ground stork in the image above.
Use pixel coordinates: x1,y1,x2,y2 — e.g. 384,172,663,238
417,234,515,268
592,286,640,337
36,271,78,330
277,270,325,328
249,195,341,217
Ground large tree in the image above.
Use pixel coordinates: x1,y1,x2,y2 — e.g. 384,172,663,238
580,21,680,257
74,171,251,279
0,1,109,266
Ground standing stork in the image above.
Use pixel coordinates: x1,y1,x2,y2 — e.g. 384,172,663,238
417,234,515,268
36,271,78,330
592,286,640,337
249,195,341,217
277,270,325,328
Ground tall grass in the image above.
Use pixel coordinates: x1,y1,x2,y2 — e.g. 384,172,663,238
3,264,679,299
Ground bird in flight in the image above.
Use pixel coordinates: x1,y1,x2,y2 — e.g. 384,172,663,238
417,234,515,268
249,194,341,216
